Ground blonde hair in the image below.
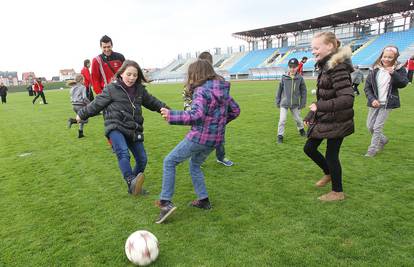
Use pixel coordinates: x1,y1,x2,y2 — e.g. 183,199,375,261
373,45,400,67
314,32,341,50
67,74,84,86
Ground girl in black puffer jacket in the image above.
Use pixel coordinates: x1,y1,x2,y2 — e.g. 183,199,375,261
303,32,355,202
77,60,169,196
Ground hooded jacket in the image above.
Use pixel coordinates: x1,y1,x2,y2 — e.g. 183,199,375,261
77,79,167,142
304,46,355,139
168,79,240,147
276,72,307,109
364,63,408,109
70,83,90,106
351,69,364,84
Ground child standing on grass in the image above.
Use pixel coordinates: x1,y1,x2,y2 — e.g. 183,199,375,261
351,65,364,96
76,60,169,196
183,51,235,167
67,74,90,138
155,60,240,224
303,32,355,202
276,58,307,143
364,46,408,157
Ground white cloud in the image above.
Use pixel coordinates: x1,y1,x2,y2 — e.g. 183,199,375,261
0,0,383,79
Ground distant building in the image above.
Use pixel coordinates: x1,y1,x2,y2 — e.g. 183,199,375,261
59,69,76,81
22,72,36,85
51,76,60,82
0,71,19,86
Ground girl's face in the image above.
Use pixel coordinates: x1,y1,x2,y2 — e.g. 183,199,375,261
312,37,334,62
121,66,138,87
381,49,396,67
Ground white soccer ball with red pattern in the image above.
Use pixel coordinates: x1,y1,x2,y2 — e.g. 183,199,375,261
125,230,159,266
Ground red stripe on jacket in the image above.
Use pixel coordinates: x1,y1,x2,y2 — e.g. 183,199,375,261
91,52,125,94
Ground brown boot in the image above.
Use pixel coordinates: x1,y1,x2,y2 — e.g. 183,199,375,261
318,191,345,201
315,175,331,187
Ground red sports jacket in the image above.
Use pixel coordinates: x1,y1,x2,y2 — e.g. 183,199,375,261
81,66,91,89
91,52,125,94
33,81,44,92
405,59,414,71
298,62,304,75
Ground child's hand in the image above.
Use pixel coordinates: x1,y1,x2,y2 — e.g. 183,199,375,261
160,107,169,121
304,120,309,127
309,103,317,112
372,100,380,108
76,115,81,123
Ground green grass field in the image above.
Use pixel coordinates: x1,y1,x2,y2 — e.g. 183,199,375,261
1,80,413,266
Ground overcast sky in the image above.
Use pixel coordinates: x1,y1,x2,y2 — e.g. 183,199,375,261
0,0,383,79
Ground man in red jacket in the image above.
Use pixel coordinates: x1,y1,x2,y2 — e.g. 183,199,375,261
404,55,414,84
297,56,308,76
32,78,48,104
91,35,125,94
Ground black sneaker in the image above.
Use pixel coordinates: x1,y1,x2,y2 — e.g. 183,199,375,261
190,198,211,210
78,130,85,138
299,129,306,137
68,118,77,129
277,135,283,144
127,173,145,196
155,201,177,224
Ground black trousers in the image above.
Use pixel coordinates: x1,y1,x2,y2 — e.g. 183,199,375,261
304,137,344,192
407,70,413,83
352,83,360,95
33,91,47,104
1,95,6,103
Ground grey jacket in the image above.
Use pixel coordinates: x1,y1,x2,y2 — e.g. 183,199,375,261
78,79,168,142
70,83,90,106
276,73,307,109
351,69,364,84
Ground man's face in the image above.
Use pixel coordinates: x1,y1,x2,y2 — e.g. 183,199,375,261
101,42,113,56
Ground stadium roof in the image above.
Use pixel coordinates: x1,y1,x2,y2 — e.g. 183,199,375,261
233,0,414,39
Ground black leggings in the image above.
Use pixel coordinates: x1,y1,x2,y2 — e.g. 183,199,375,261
33,91,47,104
304,138,344,192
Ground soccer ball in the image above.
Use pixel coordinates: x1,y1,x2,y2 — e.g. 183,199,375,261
311,89,317,95
125,230,159,266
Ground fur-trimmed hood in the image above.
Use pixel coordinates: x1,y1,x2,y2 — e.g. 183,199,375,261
316,46,353,72
326,46,353,70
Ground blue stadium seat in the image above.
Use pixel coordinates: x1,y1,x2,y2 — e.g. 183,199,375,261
229,48,277,74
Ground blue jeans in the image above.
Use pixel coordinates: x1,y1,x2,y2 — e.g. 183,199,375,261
160,138,214,201
109,130,147,181
215,143,225,161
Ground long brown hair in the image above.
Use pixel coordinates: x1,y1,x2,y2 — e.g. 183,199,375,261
114,60,148,85
372,45,400,68
185,60,222,92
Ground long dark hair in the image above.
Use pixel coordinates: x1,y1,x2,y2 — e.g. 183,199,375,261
114,60,148,85
185,60,222,92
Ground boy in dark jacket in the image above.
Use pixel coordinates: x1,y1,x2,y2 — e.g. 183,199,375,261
276,58,307,143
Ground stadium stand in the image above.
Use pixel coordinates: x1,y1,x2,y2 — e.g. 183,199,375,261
151,0,414,82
